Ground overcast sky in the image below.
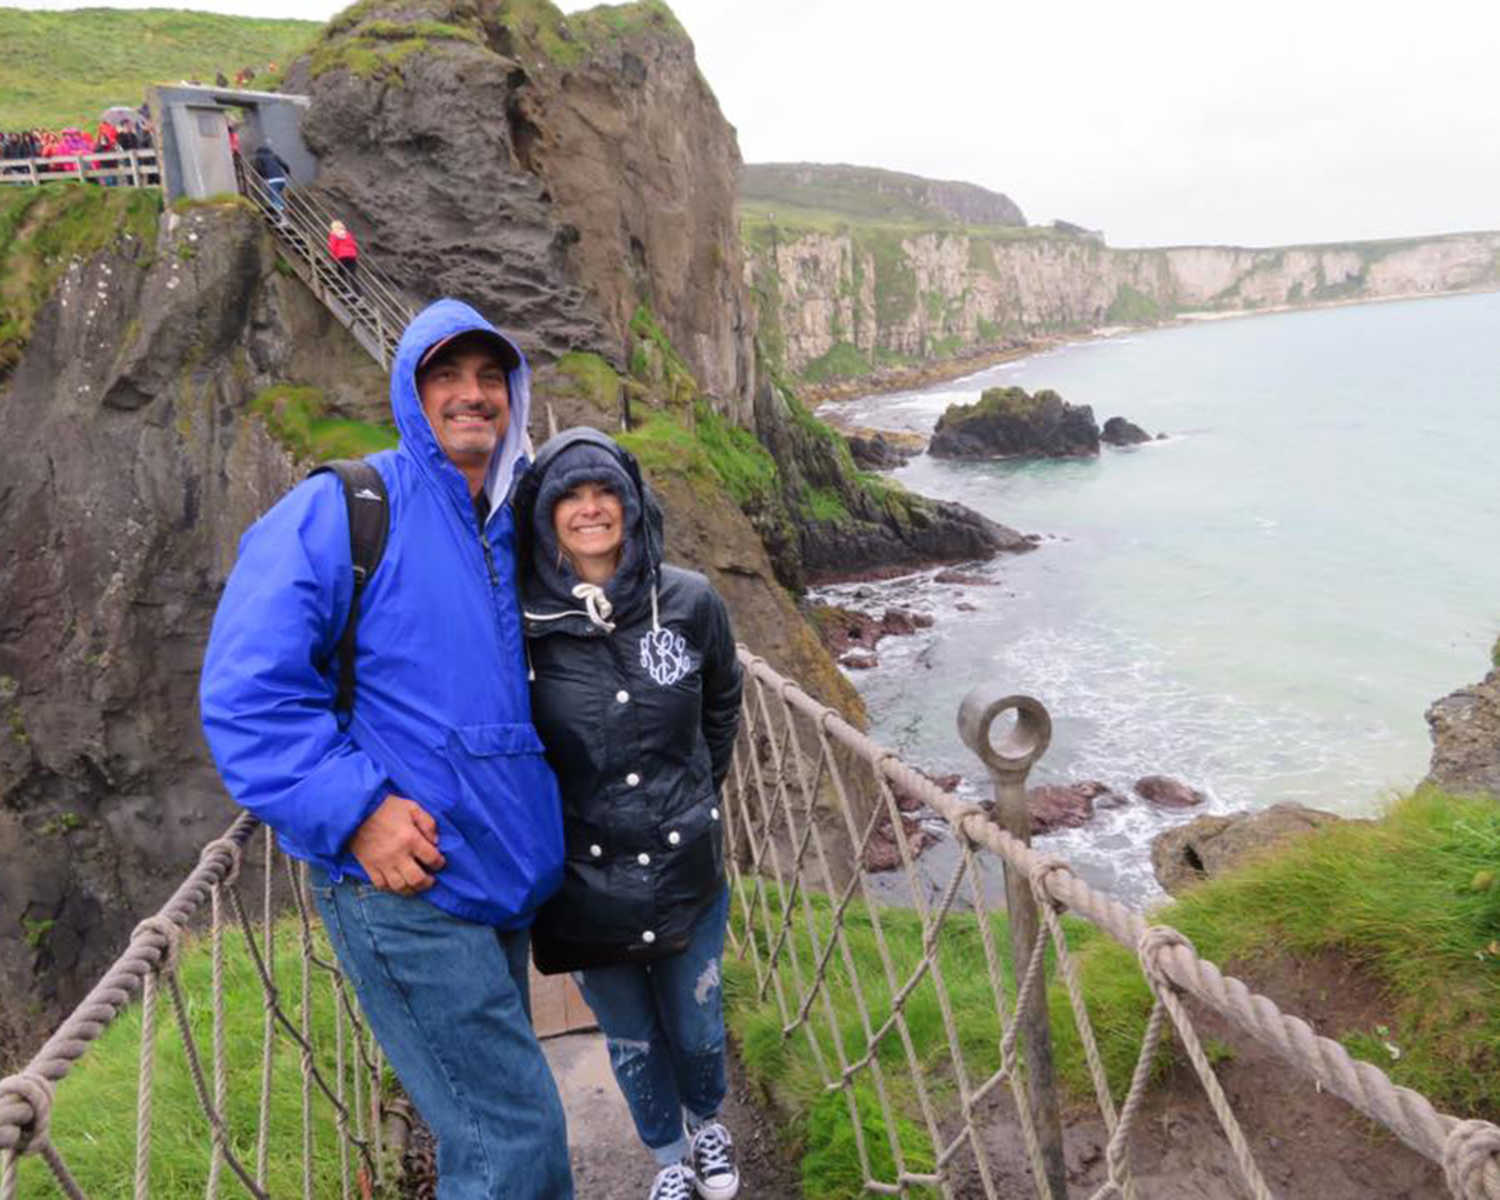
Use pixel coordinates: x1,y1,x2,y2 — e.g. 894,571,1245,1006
12,0,1500,246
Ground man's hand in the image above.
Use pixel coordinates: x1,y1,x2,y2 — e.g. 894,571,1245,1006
349,794,446,895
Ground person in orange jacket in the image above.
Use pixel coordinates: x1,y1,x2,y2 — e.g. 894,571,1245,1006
328,219,360,296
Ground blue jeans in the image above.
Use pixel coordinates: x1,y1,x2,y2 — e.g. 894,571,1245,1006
576,887,729,1166
266,176,287,210
309,869,572,1198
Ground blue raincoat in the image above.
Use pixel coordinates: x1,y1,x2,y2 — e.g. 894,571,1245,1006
200,299,563,928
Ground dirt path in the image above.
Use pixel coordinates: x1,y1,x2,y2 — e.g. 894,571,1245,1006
546,1032,800,1199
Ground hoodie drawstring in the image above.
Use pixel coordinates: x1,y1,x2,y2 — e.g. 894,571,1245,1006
650,583,661,632
523,582,617,639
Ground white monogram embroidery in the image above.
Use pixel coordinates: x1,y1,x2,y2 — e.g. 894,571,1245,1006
639,628,694,686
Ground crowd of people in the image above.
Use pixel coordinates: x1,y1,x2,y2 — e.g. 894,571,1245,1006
1,115,155,180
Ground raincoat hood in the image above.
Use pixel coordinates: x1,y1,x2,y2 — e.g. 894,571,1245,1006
514,426,664,636
392,298,532,518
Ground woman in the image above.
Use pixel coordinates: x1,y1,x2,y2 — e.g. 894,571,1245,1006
328,220,360,296
515,427,744,1200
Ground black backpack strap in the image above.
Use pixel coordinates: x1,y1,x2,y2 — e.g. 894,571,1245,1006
308,459,389,714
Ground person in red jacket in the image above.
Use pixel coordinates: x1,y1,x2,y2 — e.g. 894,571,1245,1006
328,219,360,297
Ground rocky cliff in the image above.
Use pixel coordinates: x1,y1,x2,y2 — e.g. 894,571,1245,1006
284,0,1007,582
1424,647,1500,799
0,202,327,1061
746,220,1500,379
288,0,754,425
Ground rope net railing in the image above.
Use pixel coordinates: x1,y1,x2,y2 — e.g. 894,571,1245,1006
6,649,1500,1196
720,649,1500,1199
0,817,400,1199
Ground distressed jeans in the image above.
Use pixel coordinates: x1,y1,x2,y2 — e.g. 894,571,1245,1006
577,886,730,1166
309,868,573,1199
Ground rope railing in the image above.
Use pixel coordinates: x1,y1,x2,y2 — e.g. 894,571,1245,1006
5,646,1499,1196
0,817,397,1198
722,649,1500,1199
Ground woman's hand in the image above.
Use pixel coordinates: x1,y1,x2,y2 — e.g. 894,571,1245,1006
349,794,446,895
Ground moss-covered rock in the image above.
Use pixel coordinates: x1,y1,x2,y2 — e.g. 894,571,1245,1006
929,385,1100,460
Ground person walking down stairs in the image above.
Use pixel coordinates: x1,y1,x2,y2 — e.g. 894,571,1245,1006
328,219,361,299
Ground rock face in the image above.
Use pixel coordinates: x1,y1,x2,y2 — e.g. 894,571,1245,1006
1424,657,1500,797
0,207,350,1061
745,218,1500,379
1150,804,1343,895
1101,416,1151,446
292,1,755,424
929,387,1099,460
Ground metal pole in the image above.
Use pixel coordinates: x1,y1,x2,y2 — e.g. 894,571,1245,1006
956,687,1067,1200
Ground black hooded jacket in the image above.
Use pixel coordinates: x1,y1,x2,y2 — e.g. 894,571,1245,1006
514,428,743,972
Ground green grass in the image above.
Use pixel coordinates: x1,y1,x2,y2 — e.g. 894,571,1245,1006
1105,282,1162,325
726,789,1500,1195
0,184,160,374
307,17,482,82
10,915,395,1197
251,384,398,461
0,8,320,130
801,341,871,383
618,401,779,509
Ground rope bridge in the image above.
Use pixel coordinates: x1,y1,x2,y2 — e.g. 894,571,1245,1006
3,648,1499,1196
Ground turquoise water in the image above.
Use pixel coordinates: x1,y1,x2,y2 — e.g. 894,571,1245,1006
817,292,1500,901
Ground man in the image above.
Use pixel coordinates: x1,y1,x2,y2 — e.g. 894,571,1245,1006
250,141,291,215
200,298,572,1198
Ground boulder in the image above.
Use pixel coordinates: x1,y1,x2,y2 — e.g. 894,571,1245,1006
1150,803,1344,895
1134,775,1206,808
806,603,934,658
864,811,932,873
1101,416,1151,446
1026,780,1123,834
846,432,911,470
1424,658,1500,798
928,386,1099,460
933,568,996,586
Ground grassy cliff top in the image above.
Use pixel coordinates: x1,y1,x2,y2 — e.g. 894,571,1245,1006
741,161,1026,231
0,7,321,130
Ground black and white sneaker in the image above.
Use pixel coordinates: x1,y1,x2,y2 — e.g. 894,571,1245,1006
648,1162,697,1200
689,1121,740,1200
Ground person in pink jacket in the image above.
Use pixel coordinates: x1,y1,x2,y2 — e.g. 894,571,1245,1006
328,219,360,296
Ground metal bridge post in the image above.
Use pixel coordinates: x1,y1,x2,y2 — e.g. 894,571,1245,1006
957,687,1068,1200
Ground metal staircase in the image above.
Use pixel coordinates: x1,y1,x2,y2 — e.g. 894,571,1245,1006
236,155,412,370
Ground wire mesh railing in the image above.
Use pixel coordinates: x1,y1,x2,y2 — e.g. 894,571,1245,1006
721,649,1500,1199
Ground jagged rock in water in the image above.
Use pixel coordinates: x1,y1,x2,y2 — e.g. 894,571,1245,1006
1134,775,1206,808
1025,780,1123,835
1101,415,1151,446
1424,658,1500,797
928,386,1099,460
1151,803,1344,895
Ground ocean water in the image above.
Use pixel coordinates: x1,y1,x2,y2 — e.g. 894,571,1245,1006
815,292,1500,903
